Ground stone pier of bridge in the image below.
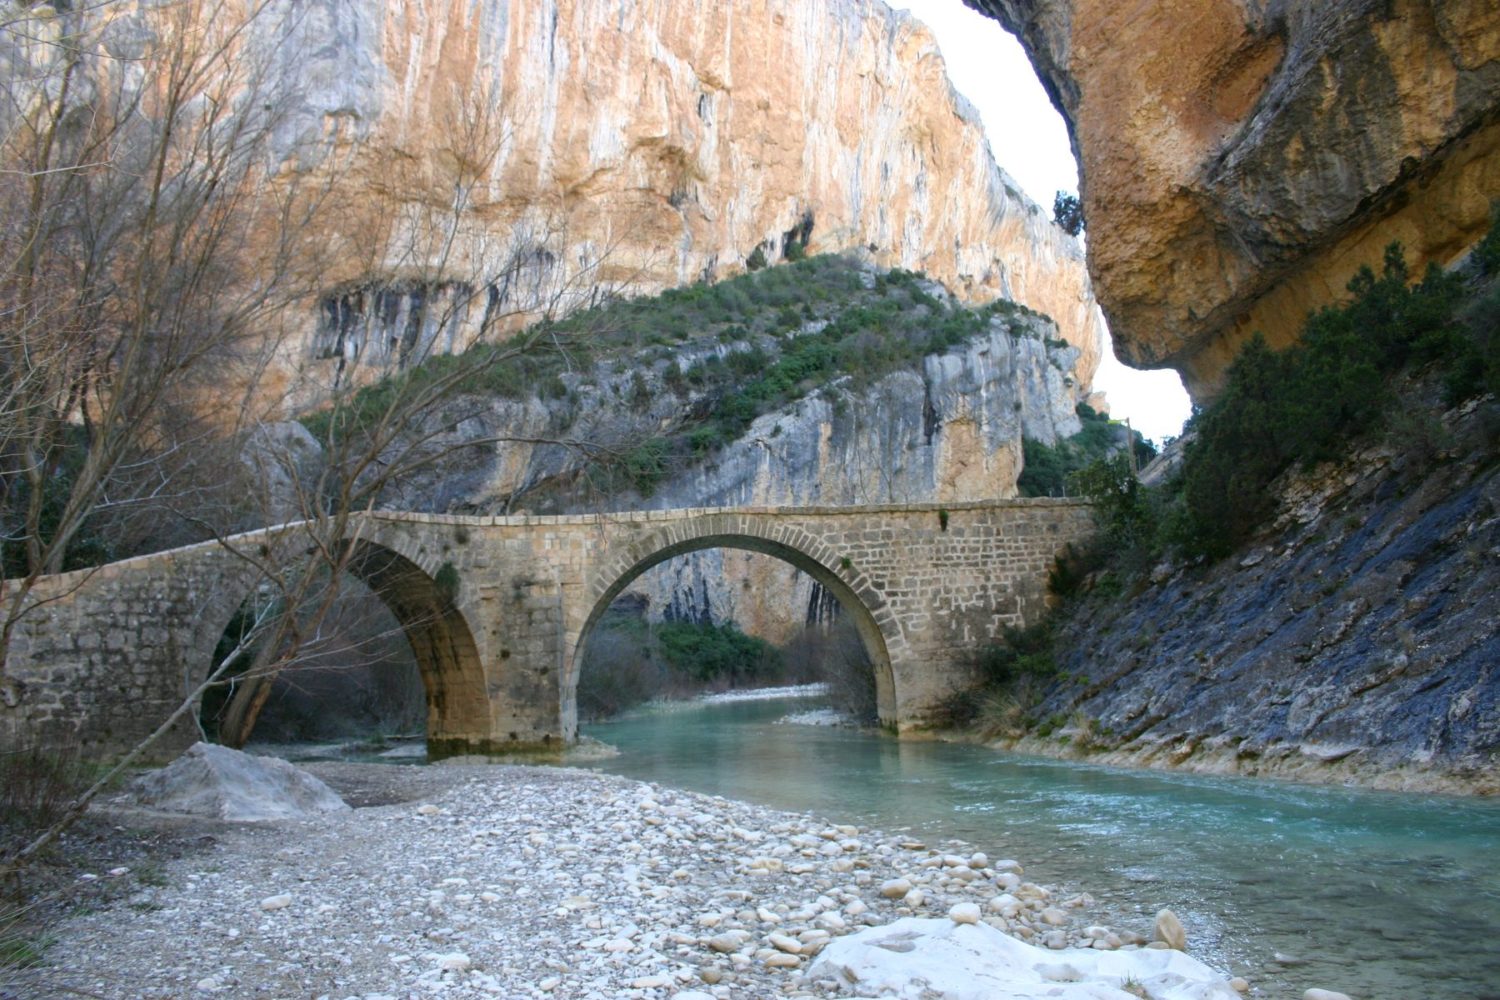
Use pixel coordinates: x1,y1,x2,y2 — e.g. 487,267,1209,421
0,499,1093,760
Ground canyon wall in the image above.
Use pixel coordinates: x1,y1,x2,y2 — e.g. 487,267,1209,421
371,281,1086,642
968,0,1500,398
254,0,1104,396
1016,389,1499,792
4,0,1104,406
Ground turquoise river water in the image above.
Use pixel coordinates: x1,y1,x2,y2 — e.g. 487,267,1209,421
581,694,1500,1000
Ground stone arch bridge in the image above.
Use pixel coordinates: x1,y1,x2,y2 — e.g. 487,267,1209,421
2,500,1092,760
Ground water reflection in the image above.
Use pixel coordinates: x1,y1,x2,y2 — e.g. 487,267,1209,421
584,695,1500,1000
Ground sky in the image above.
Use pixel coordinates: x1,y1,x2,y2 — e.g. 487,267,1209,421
896,0,1193,444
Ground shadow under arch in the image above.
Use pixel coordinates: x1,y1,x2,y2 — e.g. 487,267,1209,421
202,536,489,755
571,531,898,731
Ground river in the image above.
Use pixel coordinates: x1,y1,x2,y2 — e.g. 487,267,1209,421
582,693,1500,1000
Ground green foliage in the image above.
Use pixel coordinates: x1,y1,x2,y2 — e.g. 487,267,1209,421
1018,404,1155,498
1175,243,1471,558
976,622,1057,687
1474,203,1500,277
746,246,768,271
576,614,785,720
1052,191,1083,236
622,438,669,497
1069,454,1156,553
1,426,116,577
654,620,781,684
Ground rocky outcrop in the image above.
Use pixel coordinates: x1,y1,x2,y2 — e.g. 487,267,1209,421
1014,392,1499,793
127,743,351,821
379,279,1086,639
261,0,1104,394
5,0,1104,412
968,0,1500,398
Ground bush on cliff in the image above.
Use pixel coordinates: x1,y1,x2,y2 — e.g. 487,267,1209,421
1174,242,1478,558
1018,404,1155,498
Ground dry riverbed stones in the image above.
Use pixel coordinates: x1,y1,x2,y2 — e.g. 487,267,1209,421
29,763,1229,999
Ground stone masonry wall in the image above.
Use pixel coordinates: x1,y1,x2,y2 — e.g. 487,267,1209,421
1,500,1093,760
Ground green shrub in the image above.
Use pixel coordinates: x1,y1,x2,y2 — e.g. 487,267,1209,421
1174,242,1470,558
1018,404,1153,498
1070,454,1156,548
1474,203,1500,277
976,622,1056,687
655,620,781,684
622,438,669,496
0,426,116,576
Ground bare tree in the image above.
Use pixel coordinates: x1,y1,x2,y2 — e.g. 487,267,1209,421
0,0,340,672
0,0,650,886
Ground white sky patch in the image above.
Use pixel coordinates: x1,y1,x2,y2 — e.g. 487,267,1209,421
896,0,1192,442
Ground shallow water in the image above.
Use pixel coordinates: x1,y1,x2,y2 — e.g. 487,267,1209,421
583,695,1500,1000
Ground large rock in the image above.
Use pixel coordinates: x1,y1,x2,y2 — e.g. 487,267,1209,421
128,743,351,821
968,0,1500,399
807,916,1241,999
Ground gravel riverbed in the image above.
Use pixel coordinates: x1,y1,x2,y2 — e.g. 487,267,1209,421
20,761,1195,999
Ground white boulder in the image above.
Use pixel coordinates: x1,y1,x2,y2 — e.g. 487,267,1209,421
128,742,350,821
806,917,1241,1000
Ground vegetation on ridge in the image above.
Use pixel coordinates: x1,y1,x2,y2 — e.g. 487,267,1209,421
1016,403,1155,499
576,613,788,721
303,253,1067,503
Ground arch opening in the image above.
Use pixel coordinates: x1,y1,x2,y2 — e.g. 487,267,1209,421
198,538,488,756
569,532,897,736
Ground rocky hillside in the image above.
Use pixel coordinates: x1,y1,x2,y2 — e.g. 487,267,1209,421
968,240,1500,793
969,0,1500,398
2,0,1105,423
294,0,1102,377
1019,391,1498,793
314,254,1088,639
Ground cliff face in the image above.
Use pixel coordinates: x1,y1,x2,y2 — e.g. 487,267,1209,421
258,0,1102,393
967,0,1500,398
371,267,1085,640
1013,390,1499,793
637,321,1083,639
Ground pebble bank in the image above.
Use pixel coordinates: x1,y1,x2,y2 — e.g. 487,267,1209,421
24,763,1268,999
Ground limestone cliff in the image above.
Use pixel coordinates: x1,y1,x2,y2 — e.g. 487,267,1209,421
253,0,1103,395
967,0,1500,398
370,260,1086,640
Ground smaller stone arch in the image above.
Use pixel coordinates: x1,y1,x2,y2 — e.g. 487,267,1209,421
569,515,902,734
196,529,490,755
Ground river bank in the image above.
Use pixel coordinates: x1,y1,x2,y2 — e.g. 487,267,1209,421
14,760,1246,1000
936,729,1500,797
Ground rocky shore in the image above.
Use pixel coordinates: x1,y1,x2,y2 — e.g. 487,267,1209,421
16,761,1251,1000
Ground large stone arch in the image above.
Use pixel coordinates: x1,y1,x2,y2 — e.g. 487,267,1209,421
197,529,489,755
568,515,903,734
